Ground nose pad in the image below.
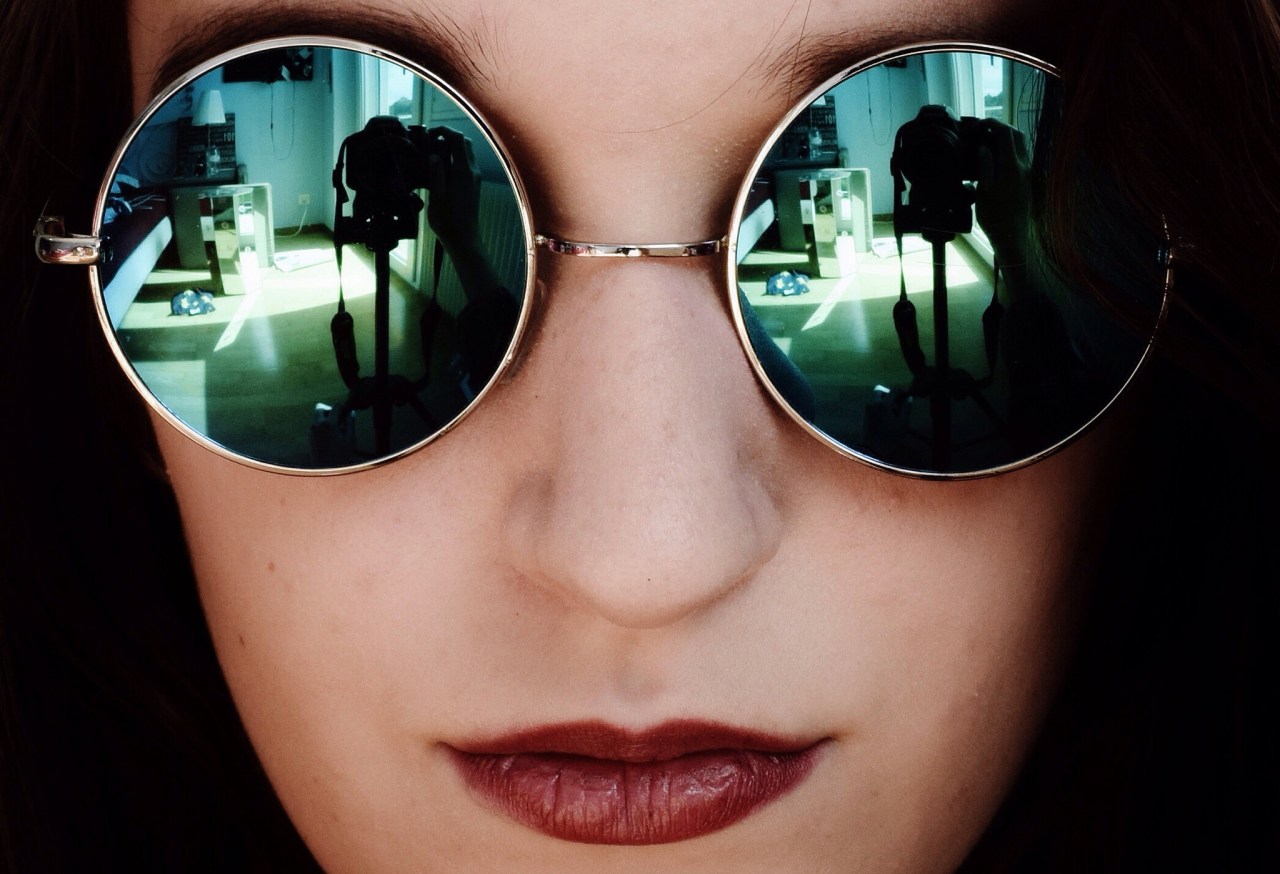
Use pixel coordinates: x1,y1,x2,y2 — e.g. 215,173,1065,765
501,255,786,629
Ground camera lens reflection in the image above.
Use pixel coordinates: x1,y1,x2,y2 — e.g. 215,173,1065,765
98,43,529,471
734,48,1158,476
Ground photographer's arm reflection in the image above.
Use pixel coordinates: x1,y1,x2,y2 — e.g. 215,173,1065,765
424,126,504,304
974,119,1033,301
424,126,517,386
971,118,1089,446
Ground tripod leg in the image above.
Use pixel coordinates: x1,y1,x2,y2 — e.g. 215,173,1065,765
930,239,951,471
374,249,392,455
406,396,440,430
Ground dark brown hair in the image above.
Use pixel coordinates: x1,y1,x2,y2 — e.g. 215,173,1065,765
1,0,1277,871
964,6,1280,868
1049,0,1280,423
0,1,317,869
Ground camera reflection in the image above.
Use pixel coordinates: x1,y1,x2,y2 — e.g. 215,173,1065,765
736,49,1150,475
100,46,527,470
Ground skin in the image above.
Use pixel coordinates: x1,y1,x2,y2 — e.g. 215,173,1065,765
128,1,1111,871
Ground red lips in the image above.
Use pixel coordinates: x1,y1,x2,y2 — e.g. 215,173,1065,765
446,720,824,844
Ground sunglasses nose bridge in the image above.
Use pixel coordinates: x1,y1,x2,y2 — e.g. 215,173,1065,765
511,233,745,379
523,244,739,392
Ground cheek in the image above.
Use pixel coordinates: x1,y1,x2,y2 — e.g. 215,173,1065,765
782,437,1106,865
151,408,524,858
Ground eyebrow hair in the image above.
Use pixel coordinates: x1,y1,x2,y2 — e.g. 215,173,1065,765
150,5,1012,134
755,15,992,104
150,5,501,99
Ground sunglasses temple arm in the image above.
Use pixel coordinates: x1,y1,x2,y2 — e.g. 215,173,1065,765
33,216,102,266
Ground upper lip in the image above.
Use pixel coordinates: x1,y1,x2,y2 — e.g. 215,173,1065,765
446,718,824,761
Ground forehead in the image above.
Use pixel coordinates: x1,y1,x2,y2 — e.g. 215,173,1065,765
127,0,1049,239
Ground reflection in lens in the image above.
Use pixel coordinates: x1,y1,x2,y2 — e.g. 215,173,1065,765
733,48,1162,476
95,42,529,471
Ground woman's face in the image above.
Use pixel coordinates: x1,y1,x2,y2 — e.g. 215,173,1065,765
129,1,1103,871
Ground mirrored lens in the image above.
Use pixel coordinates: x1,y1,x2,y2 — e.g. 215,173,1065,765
95,42,530,472
733,47,1163,476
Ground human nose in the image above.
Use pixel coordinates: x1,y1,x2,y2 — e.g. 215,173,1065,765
500,256,786,629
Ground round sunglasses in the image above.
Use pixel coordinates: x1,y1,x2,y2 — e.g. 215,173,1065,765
36,37,1169,478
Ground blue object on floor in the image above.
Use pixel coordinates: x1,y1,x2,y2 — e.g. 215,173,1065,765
764,270,811,296
171,288,216,316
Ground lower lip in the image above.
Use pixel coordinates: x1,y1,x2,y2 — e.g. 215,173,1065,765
448,744,822,845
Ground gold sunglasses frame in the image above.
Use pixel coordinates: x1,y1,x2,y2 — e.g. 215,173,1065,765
36,37,1169,478
726,41,1170,480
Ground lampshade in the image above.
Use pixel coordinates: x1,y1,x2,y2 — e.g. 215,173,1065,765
192,90,226,126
